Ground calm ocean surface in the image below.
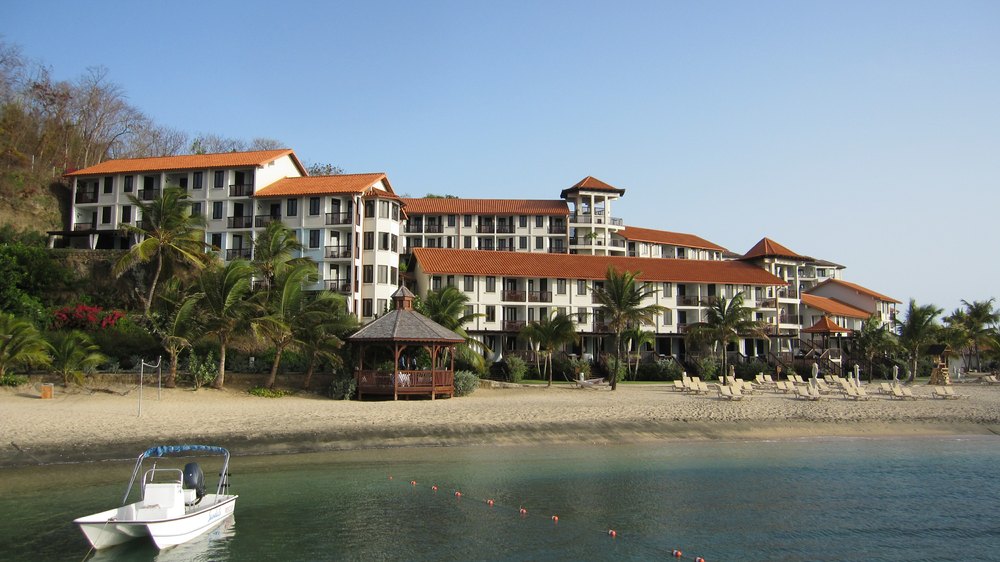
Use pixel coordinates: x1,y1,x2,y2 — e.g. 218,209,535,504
2,436,999,561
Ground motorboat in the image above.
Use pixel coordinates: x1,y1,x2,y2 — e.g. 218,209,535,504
74,445,238,550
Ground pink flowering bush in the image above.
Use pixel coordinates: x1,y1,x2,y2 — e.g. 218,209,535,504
51,304,126,331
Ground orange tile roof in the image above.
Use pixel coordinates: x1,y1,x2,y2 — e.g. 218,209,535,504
620,226,727,252
560,176,626,198
66,149,304,176
400,198,569,216
740,237,810,261
807,279,901,304
802,316,852,333
800,293,870,319
412,248,786,285
254,173,389,198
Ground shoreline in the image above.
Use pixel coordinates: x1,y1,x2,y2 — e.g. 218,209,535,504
4,381,999,467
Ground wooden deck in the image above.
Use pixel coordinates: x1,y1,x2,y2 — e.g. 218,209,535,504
356,370,454,400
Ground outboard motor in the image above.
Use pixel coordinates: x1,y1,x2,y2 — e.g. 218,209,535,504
183,462,206,502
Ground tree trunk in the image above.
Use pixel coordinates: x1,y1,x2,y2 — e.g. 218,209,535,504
611,335,621,390
165,351,178,388
302,355,317,390
144,252,163,317
265,348,284,389
547,352,553,387
212,338,227,389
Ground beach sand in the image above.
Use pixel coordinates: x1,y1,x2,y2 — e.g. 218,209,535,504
3,378,999,467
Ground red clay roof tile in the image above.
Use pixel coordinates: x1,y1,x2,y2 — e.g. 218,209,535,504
401,198,569,216
620,226,727,252
806,279,901,304
740,237,809,261
800,293,870,319
66,149,304,176
254,173,390,198
560,176,626,198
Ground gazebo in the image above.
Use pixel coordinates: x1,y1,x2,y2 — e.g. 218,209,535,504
348,286,466,400
802,316,852,348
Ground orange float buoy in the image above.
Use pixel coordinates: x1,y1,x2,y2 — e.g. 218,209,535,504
673,549,683,558
455,491,462,497
431,485,438,491
551,515,558,523
608,529,617,538
695,557,705,562
519,507,527,515
487,499,495,506
410,480,416,486
388,476,393,480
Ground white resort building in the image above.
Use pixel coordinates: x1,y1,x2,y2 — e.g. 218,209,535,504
55,147,900,366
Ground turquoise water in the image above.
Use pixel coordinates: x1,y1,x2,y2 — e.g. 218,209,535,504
2,436,999,561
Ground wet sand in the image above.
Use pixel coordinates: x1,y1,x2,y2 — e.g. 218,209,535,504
3,379,999,466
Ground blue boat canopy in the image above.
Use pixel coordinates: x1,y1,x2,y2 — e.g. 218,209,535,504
142,445,229,459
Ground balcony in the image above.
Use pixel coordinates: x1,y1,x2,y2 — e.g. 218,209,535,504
226,248,251,260
138,188,161,201
255,215,280,228
778,288,799,299
548,247,568,254
326,212,352,226
229,184,254,197
502,289,526,302
73,223,94,231
609,239,625,248
326,279,352,293
548,225,567,234
424,223,444,234
495,244,515,252
325,245,352,259
594,322,612,333
75,191,98,204
476,224,496,234
676,295,699,306
502,320,526,332
478,243,495,251
496,224,515,234
404,223,423,233
528,291,552,303
227,216,253,229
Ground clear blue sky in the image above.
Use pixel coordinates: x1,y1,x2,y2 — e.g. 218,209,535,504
5,1,998,314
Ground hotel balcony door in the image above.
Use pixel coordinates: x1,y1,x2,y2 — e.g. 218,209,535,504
269,203,280,219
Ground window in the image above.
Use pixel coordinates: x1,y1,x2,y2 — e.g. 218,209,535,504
519,215,527,228
485,277,496,292
519,236,528,249
464,275,474,292
535,216,543,228
432,276,442,291
677,248,686,259
379,200,390,218
557,279,567,294
193,172,203,189
121,205,132,223
103,176,113,194
390,267,398,285
577,280,586,295
446,275,455,287
662,282,672,297
309,197,320,216
101,206,112,224
362,299,373,317
380,233,390,251
364,232,374,250
464,236,472,249
308,230,320,248
378,265,388,284
463,215,472,227
485,305,496,322
190,202,202,218
211,233,223,250
663,309,673,325
535,237,543,249
447,215,456,227
364,200,375,218
213,171,224,188
391,235,398,252
212,202,223,220
391,203,399,221
286,198,298,217
124,175,134,193
363,265,374,283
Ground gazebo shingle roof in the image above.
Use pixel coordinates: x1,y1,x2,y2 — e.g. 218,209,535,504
348,287,465,343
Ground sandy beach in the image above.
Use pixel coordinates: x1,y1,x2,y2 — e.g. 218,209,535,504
3,378,1000,467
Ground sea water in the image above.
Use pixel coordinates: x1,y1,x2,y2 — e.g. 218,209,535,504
2,436,998,561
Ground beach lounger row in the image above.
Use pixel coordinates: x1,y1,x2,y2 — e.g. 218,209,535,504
932,386,965,399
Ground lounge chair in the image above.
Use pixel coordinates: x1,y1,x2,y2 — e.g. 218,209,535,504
755,374,767,386
900,387,918,400
842,385,859,400
890,385,917,400
695,381,711,394
717,385,743,401
855,386,872,400
880,383,893,395
982,375,1000,385
672,380,685,392
795,386,821,401
933,386,959,400
943,386,965,399
816,380,833,394
774,381,794,394
763,374,776,384
576,377,608,389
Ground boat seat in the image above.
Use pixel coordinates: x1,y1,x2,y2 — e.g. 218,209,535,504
140,483,185,519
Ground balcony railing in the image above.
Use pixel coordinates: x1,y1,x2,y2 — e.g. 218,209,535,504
325,245,352,259
476,224,495,233
75,191,98,204
502,320,526,332
548,247,568,254
778,288,799,299
227,216,253,229
478,243,495,251
676,295,699,306
226,248,251,260
326,212,352,226
496,224,515,234
594,322,611,333
255,215,280,228
229,184,254,197
528,290,552,303
326,279,352,293
502,289,526,302
74,223,94,231
404,223,423,233
609,239,625,248
548,225,567,234
424,224,444,233
138,188,161,201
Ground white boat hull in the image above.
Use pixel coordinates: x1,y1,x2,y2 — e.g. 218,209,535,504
75,494,238,550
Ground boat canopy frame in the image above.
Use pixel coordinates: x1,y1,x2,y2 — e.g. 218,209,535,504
122,444,231,504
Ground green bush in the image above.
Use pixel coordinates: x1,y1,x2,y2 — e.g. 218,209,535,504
91,317,160,366
734,360,770,381
636,358,685,381
454,370,479,396
249,386,289,398
327,376,357,400
505,356,527,382
0,373,28,386
182,350,217,389
694,356,719,381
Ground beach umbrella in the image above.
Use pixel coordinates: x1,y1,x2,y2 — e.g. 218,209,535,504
853,364,861,387
811,362,819,386
892,365,898,383
728,364,736,385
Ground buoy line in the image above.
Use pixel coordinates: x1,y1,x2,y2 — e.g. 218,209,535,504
386,474,711,561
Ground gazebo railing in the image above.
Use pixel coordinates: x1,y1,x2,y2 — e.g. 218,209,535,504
356,369,455,397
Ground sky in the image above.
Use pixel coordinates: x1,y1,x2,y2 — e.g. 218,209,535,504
4,1,998,313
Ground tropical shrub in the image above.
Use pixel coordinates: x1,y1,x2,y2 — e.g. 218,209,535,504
636,358,684,381
0,373,29,386
734,360,771,381
454,370,479,396
249,386,289,398
693,356,719,381
505,356,528,382
51,303,125,331
47,330,106,385
183,349,218,389
327,376,357,400
90,317,160,366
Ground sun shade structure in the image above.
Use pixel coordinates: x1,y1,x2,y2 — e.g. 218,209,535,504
348,286,466,400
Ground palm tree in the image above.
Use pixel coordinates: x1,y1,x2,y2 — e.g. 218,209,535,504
519,311,579,386
687,292,766,382
0,313,51,377
417,285,488,372
252,262,320,389
252,221,310,291
114,187,209,316
298,292,357,390
896,298,943,383
149,278,203,387
46,331,106,386
590,266,666,390
956,299,998,371
852,312,895,381
623,326,655,379
199,259,255,389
